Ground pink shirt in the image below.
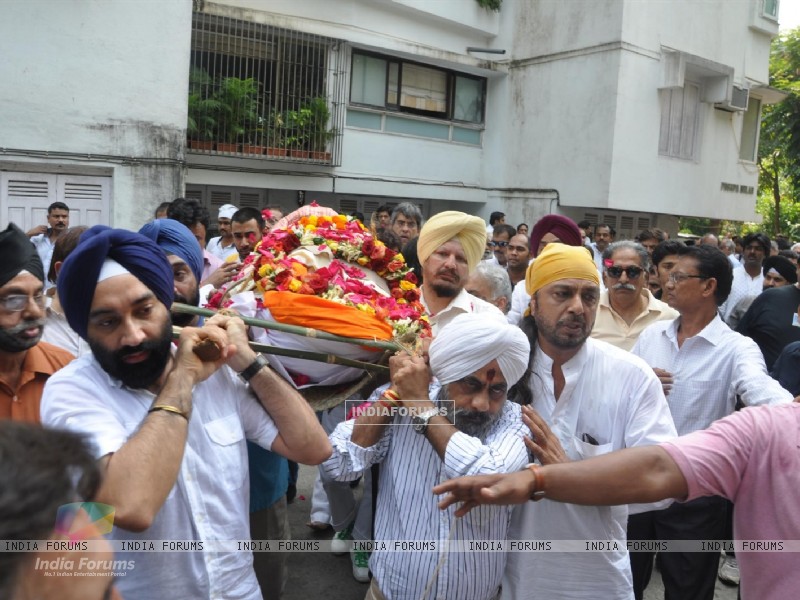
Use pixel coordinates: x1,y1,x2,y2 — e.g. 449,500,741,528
202,249,223,283
661,404,800,600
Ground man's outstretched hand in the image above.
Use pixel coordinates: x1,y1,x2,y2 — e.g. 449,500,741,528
433,470,535,517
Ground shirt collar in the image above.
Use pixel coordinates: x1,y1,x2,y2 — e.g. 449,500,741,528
666,313,727,346
421,287,476,317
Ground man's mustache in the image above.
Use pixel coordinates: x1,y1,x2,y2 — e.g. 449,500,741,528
612,283,637,292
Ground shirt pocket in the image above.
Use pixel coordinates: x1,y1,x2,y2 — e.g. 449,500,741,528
204,413,247,489
570,437,614,460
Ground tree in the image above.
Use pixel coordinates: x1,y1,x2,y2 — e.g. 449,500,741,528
757,27,800,237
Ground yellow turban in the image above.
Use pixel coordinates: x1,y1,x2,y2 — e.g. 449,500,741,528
417,211,487,272
525,242,599,296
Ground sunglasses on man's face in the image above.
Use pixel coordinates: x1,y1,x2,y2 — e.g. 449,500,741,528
489,241,509,248
605,266,644,279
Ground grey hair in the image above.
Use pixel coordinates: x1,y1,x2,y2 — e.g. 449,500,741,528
391,202,423,228
720,238,735,252
473,262,512,311
602,240,650,271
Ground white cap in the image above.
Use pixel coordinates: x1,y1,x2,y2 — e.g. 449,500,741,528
218,204,238,220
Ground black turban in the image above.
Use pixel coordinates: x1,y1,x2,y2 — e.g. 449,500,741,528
57,226,174,340
762,255,797,284
0,223,44,287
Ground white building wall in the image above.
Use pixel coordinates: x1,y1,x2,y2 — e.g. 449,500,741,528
189,0,775,227
0,0,192,229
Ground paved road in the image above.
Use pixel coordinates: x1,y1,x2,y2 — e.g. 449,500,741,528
284,465,738,600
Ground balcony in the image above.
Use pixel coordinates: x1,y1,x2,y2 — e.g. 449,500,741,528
187,12,345,165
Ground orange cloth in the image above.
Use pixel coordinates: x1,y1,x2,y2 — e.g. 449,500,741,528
0,341,74,422
261,291,393,341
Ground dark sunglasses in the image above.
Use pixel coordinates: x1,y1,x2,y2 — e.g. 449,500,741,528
489,241,509,248
605,266,644,279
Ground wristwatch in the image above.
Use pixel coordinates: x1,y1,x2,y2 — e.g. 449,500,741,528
239,354,269,383
411,408,441,435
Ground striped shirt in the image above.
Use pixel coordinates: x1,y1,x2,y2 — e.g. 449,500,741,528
323,397,528,600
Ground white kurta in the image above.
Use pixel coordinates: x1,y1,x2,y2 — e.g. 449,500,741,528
502,338,677,600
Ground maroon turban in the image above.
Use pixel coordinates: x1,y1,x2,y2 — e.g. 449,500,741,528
529,215,584,258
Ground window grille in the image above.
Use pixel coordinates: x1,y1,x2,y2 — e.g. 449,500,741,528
189,12,346,164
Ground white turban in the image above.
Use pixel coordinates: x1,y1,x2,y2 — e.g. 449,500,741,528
429,313,530,387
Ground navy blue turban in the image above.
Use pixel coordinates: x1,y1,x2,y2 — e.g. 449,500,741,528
138,219,204,285
0,223,44,287
57,226,174,340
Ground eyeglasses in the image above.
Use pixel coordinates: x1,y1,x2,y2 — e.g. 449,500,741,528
0,294,46,312
668,272,710,284
605,266,644,279
489,241,509,248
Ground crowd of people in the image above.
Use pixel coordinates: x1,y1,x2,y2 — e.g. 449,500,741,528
1,199,798,600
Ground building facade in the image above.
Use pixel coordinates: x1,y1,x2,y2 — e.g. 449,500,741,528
0,0,781,238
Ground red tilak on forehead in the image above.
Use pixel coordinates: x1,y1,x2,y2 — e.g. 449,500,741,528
486,368,496,383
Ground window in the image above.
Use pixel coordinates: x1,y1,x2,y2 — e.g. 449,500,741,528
350,51,486,124
188,12,346,163
739,97,762,162
659,82,701,160
762,0,779,20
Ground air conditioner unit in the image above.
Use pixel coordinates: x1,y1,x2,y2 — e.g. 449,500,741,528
715,85,749,112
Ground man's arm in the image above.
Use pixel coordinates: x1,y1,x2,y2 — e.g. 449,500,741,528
733,334,794,406
213,314,332,465
434,445,688,517
95,323,235,532
389,353,456,459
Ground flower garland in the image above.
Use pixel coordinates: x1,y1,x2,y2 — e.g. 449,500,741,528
208,212,430,340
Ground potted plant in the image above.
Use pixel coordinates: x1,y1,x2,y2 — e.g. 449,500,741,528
187,68,221,151
305,96,335,161
262,110,288,158
214,77,260,153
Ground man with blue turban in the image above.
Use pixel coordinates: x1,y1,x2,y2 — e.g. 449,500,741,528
138,218,204,327
323,312,531,600
41,225,331,600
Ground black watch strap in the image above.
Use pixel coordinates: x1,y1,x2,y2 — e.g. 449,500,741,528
239,354,269,382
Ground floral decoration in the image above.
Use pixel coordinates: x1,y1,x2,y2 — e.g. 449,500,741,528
208,212,430,340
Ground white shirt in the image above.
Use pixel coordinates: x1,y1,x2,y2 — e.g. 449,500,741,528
206,236,239,262
41,354,279,600
632,314,793,436
503,339,677,600
323,399,529,600
421,287,503,335
30,233,56,289
720,268,764,322
507,280,529,325
41,304,91,357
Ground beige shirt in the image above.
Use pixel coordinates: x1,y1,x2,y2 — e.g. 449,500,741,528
591,289,678,351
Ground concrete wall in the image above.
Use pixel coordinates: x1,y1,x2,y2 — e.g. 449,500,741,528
0,0,192,228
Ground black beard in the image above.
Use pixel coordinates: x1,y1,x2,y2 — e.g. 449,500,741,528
171,288,200,327
0,318,45,353
89,318,173,389
430,282,460,298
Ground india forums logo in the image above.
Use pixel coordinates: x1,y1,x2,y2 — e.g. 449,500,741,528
54,503,115,542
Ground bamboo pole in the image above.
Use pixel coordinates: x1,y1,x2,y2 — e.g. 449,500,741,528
171,327,389,374
171,302,403,352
